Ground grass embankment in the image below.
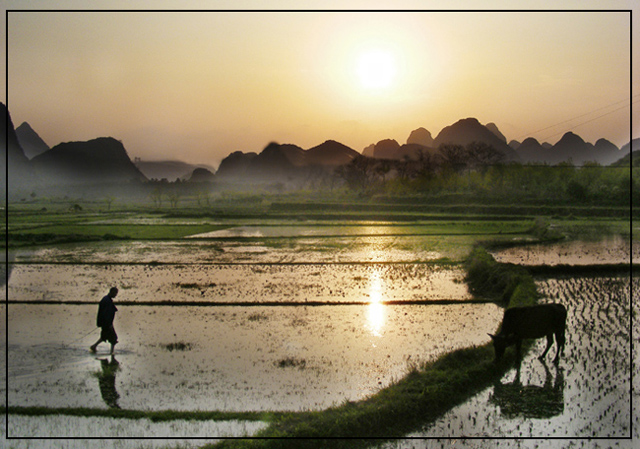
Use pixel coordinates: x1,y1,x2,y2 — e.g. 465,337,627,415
3,406,276,423
206,247,539,449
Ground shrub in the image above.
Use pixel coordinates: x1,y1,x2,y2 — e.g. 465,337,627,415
464,246,537,306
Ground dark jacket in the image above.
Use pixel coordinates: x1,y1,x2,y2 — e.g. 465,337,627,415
97,294,118,328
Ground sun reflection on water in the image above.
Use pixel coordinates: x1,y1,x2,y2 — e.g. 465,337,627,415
366,269,386,338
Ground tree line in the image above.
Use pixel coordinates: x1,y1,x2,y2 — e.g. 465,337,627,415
141,141,635,208
334,142,636,205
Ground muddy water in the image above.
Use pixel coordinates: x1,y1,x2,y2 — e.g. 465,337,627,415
383,276,638,446
7,301,501,412
7,232,636,444
492,234,637,265
7,232,474,265
7,263,471,304
4,416,266,446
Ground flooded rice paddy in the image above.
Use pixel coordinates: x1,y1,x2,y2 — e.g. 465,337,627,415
4,227,638,446
7,262,471,305
6,302,500,411
383,276,638,447
2,416,267,448
492,234,637,265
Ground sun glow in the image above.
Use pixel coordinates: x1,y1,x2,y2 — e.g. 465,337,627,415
356,49,397,90
366,270,386,338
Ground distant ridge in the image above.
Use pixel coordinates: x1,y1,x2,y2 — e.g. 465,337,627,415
306,140,360,166
363,118,628,166
134,159,216,181
16,122,50,159
407,127,434,147
4,99,635,196
32,137,147,184
433,118,520,162
216,140,359,180
1,103,34,193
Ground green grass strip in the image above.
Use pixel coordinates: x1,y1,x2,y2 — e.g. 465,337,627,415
3,406,279,423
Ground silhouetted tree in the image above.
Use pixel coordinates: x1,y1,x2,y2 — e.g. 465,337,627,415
167,188,181,208
335,156,377,191
104,196,115,211
438,144,468,174
415,150,438,180
375,160,392,183
150,186,163,207
466,141,506,173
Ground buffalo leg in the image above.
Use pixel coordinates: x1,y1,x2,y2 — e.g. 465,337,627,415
540,334,554,360
515,339,522,360
553,330,565,364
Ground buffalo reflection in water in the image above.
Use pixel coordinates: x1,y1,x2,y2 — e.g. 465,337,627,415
489,360,564,419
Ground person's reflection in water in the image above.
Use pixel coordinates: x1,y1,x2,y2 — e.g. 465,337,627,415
97,356,121,409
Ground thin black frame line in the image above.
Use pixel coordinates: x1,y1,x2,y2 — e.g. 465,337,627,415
3,7,635,443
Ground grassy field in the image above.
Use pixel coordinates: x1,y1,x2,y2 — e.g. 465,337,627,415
5,191,632,249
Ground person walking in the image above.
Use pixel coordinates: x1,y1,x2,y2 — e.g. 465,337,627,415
90,287,119,354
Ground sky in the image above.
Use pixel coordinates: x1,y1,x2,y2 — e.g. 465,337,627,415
2,1,638,167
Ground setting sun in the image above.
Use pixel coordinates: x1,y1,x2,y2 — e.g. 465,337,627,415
356,49,397,90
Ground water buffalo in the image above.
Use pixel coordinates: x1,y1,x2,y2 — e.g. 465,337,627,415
489,303,566,363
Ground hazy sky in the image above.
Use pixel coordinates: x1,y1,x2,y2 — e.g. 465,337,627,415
3,1,637,167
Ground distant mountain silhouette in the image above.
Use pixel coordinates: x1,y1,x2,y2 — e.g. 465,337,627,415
16,122,50,159
188,167,215,182
216,140,359,181
407,127,434,147
593,138,622,165
362,144,376,157
433,118,520,162
277,144,307,166
215,150,258,179
535,132,623,165
32,137,147,185
367,138,435,161
5,98,635,195
373,139,401,159
620,138,640,156
134,159,216,181
511,133,624,165
612,139,640,166
247,142,297,179
1,103,34,194
357,118,629,166
485,122,507,143
306,140,360,166
515,137,546,162
398,143,435,160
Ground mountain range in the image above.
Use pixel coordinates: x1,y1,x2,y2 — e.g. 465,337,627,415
216,140,360,180
30,137,147,185
132,159,216,182
361,117,626,167
1,102,635,195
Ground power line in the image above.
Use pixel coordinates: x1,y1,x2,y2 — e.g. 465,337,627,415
540,99,639,142
515,94,639,142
